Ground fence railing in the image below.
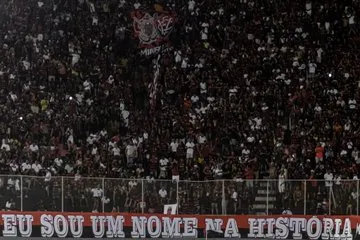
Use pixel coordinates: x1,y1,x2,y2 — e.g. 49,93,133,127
0,175,358,215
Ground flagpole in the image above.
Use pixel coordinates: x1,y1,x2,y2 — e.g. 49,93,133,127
150,54,161,111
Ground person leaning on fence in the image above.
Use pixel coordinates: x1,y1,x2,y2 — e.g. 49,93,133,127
324,169,334,193
171,161,180,182
278,169,286,194
5,198,15,211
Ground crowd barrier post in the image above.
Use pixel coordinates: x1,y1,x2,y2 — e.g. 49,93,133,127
141,179,144,214
357,179,359,215
222,180,226,215
303,180,307,215
101,178,105,213
61,176,64,212
176,179,179,214
266,180,269,215
20,175,23,212
329,185,332,215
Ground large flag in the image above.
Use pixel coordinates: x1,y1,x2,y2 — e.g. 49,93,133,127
131,5,176,56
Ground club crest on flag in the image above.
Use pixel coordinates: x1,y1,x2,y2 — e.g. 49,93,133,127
132,9,176,55
133,13,159,45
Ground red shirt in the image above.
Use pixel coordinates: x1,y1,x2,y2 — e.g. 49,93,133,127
172,164,179,176
309,175,318,187
245,167,254,179
149,157,158,172
315,146,324,158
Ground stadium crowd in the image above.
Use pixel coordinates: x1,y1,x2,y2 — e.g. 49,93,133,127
0,0,360,215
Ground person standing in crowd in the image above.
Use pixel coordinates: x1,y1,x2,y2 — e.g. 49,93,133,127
91,185,103,213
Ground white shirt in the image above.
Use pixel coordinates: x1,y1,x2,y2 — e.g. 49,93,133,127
247,136,255,143
214,167,223,177
10,163,18,172
160,158,169,171
324,173,333,187
282,209,293,215
231,191,238,201
317,48,323,62
112,147,120,156
181,58,188,69
201,30,208,40
91,188,103,198
72,53,80,66
15,179,20,191
352,150,359,163
21,163,31,172
75,173,81,181
129,180,138,188
87,136,95,145
198,135,206,144
29,144,39,152
278,173,286,186
32,163,42,173
134,2,141,9
340,149,347,156
92,16,99,26
91,146,98,155
349,99,356,109
254,117,262,128
108,141,116,149
1,143,10,152
126,144,135,156
122,110,130,126
305,2,312,15
200,82,207,94
242,148,250,156
67,134,74,144
308,63,316,74
100,129,107,137
191,95,199,103
186,142,195,154
5,201,13,209
314,104,322,113
7,178,15,187
335,176,341,185
83,80,92,91
170,142,178,152
188,0,195,11
65,164,74,174
349,15,355,25
54,158,63,167
45,171,52,182
159,189,167,198
175,50,182,63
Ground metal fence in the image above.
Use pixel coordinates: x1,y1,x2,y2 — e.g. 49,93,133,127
0,175,358,215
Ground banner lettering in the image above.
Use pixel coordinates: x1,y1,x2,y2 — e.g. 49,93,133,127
0,212,360,239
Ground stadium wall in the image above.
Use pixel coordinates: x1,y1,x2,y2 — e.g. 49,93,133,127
0,212,359,239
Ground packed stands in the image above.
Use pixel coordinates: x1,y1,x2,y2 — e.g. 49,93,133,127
0,0,360,215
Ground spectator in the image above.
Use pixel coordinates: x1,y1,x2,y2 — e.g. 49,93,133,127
324,169,334,191
91,185,103,213
5,198,15,211
278,170,286,194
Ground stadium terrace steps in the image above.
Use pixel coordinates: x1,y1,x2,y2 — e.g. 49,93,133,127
255,196,276,202
253,180,277,215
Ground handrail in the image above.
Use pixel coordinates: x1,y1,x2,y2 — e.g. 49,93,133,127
0,175,357,216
